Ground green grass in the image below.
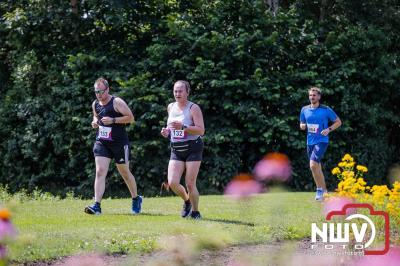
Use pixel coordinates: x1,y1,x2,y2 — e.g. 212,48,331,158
6,192,327,263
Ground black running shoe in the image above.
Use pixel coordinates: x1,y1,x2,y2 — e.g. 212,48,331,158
189,211,202,220
181,200,192,218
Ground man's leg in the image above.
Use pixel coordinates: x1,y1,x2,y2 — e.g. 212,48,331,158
113,144,142,213
116,163,142,214
85,156,111,214
185,161,201,212
168,160,189,201
94,156,111,202
309,143,328,189
309,143,328,201
310,160,326,190
116,162,138,198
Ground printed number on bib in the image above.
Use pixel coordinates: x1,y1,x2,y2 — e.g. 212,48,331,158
172,130,185,139
99,126,112,140
307,124,319,134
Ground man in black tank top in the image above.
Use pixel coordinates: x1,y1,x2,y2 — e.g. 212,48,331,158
84,78,143,215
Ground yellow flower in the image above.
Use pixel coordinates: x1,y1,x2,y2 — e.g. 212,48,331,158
332,154,400,217
342,171,354,179
371,185,390,206
356,165,368,173
389,182,400,202
342,154,354,162
357,177,366,186
332,167,341,175
392,181,400,192
386,202,400,216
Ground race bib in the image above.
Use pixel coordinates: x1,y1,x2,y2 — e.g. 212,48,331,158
172,130,185,139
307,124,319,134
98,126,112,140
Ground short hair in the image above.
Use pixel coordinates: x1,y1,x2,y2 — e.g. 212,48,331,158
308,86,321,95
175,80,191,93
94,78,109,90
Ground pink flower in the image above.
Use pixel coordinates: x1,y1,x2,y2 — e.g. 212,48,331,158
323,196,354,217
61,254,106,266
224,174,263,200
226,260,252,266
354,246,400,266
0,219,16,242
0,245,7,259
254,153,292,182
288,253,344,266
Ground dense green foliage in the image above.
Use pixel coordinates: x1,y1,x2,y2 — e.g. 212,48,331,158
0,0,399,197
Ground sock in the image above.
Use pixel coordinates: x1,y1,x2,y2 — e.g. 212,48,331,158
185,199,191,204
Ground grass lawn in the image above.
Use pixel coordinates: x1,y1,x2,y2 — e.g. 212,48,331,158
6,191,398,264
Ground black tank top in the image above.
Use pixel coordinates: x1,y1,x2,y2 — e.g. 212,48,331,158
94,96,128,143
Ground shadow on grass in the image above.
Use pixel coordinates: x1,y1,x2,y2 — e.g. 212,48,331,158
202,218,255,226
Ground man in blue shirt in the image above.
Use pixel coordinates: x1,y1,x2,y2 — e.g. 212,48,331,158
300,87,342,201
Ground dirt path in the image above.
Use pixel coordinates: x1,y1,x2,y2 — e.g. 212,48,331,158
13,239,356,266
14,242,285,266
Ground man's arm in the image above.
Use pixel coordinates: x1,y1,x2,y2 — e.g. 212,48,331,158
101,97,134,125
299,108,306,130
160,104,172,138
329,117,342,131
186,104,205,135
91,101,99,128
321,117,342,136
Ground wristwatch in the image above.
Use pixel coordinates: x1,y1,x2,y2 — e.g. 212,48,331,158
183,124,188,129
112,118,116,124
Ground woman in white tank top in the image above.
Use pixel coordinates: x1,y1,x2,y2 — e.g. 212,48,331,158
160,80,205,219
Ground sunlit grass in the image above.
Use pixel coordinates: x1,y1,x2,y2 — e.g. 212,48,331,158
5,192,330,262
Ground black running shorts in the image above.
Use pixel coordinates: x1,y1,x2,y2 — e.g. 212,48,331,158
93,141,130,164
170,137,203,162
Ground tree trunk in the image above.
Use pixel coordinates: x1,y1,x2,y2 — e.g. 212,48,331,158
266,0,279,15
71,0,78,15
320,0,328,23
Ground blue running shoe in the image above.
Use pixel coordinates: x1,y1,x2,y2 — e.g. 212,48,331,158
181,200,192,218
189,211,202,220
84,202,101,215
315,188,326,201
132,196,143,214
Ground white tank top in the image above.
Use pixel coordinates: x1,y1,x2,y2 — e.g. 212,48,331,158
167,101,200,142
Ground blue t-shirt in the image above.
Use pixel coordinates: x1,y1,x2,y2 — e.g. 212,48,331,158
300,105,338,145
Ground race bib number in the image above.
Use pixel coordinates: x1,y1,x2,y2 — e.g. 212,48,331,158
172,130,185,139
307,124,319,134
98,126,112,140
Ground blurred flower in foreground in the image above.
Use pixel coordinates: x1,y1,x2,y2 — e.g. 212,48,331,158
322,196,354,217
254,152,292,182
227,260,252,266
354,246,400,266
61,253,106,266
224,174,263,200
288,253,348,266
0,207,17,261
